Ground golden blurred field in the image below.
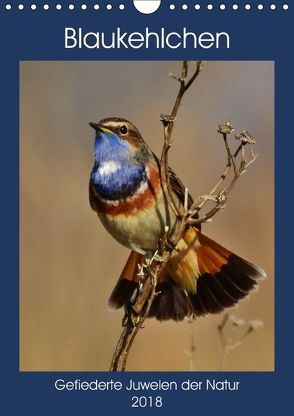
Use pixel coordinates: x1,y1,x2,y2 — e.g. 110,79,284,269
20,61,274,371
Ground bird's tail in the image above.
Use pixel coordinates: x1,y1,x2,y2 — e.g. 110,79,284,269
108,227,266,321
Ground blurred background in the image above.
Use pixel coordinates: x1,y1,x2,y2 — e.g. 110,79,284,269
20,61,274,371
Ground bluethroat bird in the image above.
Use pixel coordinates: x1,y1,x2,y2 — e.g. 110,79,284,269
89,118,266,321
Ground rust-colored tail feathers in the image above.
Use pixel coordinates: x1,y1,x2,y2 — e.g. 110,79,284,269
108,228,266,321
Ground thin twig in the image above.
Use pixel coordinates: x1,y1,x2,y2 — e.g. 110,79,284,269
186,124,258,225
160,61,203,221
110,267,157,371
185,318,196,371
218,313,264,370
110,243,169,371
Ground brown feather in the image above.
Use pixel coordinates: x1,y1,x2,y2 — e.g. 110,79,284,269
108,251,143,309
109,227,266,320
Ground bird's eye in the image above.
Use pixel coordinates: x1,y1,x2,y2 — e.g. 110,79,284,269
120,125,128,135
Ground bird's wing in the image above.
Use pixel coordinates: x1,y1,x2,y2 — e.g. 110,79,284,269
168,167,200,226
151,151,192,205
167,166,194,208
151,151,198,223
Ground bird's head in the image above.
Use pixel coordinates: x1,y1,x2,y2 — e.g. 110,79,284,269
89,118,149,198
89,117,146,164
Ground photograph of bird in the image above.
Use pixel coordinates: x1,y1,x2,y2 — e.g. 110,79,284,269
89,117,266,321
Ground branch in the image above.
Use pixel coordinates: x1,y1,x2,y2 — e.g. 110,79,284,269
160,61,203,220
110,62,203,371
185,318,196,371
109,61,259,371
183,124,258,226
110,247,169,371
109,276,154,371
218,313,264,369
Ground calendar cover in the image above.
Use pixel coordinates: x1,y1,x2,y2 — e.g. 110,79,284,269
0,1,291,414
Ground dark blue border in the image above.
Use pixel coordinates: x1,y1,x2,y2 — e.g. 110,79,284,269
1,1,292,414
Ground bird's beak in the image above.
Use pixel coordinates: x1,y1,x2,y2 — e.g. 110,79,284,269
89,122,113,134
89,122,101,131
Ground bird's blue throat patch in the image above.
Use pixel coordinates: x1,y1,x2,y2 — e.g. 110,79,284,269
91,131,146,200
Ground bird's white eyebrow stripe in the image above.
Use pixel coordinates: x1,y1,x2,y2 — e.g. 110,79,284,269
98,161,121,176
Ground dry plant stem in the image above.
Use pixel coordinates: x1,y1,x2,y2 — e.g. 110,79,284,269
110,61,259,372
110,62,203,372
161,62,258,238
110,279,152,371
218,313,263,370
160,61,203,244
218,313,231,369
187,320,196,371
110,269,158,371
195,142,242,207
160,60,203,222
110,248,173,371
187,136,258,226
168,61,202,135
